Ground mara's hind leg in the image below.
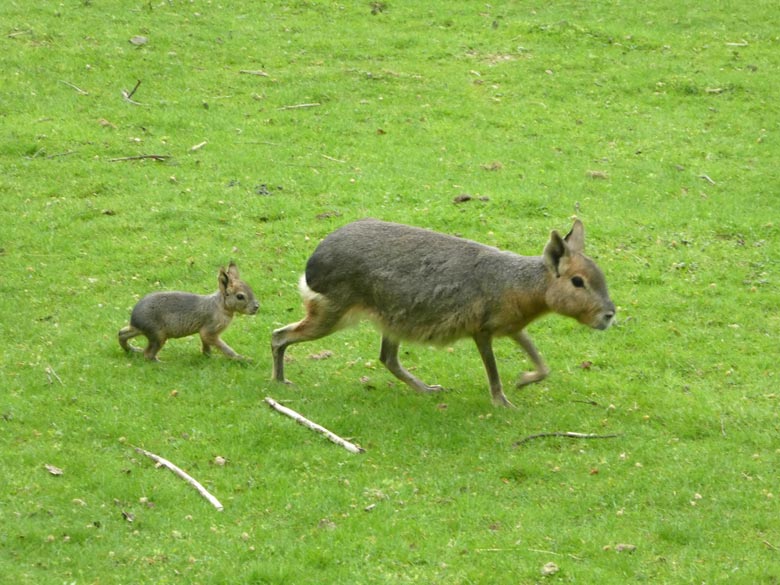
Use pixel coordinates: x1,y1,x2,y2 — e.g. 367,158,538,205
118,326,143,354
143,335,166,361
379,336,444,393
271,298,347,383
473,333,513,408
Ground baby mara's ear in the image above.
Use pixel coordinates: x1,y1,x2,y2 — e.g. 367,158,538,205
218,266,230,293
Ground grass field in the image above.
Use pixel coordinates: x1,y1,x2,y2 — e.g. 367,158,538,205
1,1,778,583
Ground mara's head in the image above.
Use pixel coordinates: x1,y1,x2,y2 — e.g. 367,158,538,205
219,262,260,315
543,220,615,330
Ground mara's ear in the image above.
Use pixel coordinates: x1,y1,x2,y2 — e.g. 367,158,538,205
563,219,585,253
218,266,230,293
543,230,569,276
227,261,240,280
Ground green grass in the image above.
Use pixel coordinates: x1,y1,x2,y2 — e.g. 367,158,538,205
2,1,779,583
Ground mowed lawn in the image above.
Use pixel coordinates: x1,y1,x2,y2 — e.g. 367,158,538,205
1,1,778,583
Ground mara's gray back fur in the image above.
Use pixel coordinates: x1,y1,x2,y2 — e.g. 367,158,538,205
119,262,259,361
272,219,615,406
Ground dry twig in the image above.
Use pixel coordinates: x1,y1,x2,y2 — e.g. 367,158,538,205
134,446,223,511
60,80,89,95
45,365,63,385
513,432,621,447
699,174,717,185
264,397,365,454
239,69,270,77
108,154,170,162
45,151,77,160
122,79,144,105
277,102,321,111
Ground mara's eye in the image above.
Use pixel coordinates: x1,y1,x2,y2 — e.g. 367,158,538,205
236,293,246,301
571,276,585,288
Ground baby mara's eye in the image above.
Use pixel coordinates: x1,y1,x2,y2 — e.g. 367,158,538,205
571,276,585,288
236,293,246,301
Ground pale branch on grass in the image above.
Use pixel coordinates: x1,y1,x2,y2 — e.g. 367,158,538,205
277,102,321,110
45,365,63,385
239,69,270,77
513,432,621,447
321,154,346,163
264,397,365,454
60,80,88,95
699,174,717,185
8,29,33,38
133,446,224,511
108,154,171,162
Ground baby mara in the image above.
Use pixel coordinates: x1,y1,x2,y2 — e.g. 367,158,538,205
119,262,259,361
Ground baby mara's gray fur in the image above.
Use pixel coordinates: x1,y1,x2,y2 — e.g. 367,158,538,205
272,219,615,407
119,262,259,361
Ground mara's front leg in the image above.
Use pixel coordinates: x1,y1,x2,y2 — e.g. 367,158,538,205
201,331,243,359
511,331,550,387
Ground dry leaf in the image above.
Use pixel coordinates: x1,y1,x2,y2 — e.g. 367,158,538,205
541,562,559,576
129,35,148,46
44,464,63,476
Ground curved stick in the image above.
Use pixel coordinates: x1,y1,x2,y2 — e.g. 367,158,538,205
513,432,621,447
134,446,223,511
